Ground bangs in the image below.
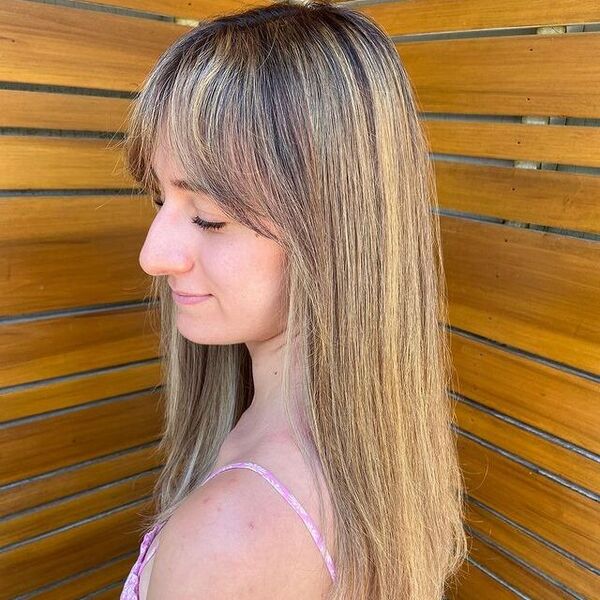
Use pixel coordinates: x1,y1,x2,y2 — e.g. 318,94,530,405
124,21,295,243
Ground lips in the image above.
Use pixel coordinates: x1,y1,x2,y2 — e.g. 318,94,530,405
171,289,212,305
174,291,208,297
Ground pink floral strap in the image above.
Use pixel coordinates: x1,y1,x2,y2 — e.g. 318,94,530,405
201,461,337,582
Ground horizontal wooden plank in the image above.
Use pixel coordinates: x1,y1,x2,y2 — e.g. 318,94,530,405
442,215,600,374
31,552,136,600
0,360,161,422
447,558,517,600
0,500,152,597
0,470,157,547
0,442,162,518
465,532,571,599
434,160,600,235
398,32,600,118
84,584,123,600
459,435,599,567
0,0,184,92
424,120,600,168
0,194,154,317
0,305,159,388
449,332,599,454
466,501,598,599
5,2,599,120
361,0,600,36
3,233,148,316
0,89,131,132
0,136,132,189
456,400,598,494
79,0,270,21
0,392,163,486
1,194,151,244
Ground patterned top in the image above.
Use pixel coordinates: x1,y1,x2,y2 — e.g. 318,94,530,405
119,461,336,599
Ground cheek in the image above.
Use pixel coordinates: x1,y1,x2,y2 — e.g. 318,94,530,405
205,236,286,314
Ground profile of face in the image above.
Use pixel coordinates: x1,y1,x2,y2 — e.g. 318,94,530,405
139,144,288,345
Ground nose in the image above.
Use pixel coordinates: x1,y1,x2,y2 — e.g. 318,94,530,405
138,209,195,277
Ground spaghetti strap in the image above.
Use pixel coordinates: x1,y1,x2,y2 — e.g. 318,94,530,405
201,461,337,582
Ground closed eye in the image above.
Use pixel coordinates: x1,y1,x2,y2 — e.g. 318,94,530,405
152,197,226,231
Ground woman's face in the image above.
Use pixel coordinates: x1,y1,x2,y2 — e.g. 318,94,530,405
139,144,287,345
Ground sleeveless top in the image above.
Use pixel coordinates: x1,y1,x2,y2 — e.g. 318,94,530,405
119,461,336,599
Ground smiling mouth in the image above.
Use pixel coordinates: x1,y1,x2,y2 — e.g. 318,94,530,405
171,291,212,305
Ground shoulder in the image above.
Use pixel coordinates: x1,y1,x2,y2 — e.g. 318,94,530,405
147,466,331,600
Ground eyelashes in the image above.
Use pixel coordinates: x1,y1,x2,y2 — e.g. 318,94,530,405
152,197,226,231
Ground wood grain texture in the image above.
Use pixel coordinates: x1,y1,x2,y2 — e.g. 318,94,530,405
424,119,600,168
434,160,600,234
0,500,153,597
441,215,600,374
78,0,275,20
0,442,163,517
0,470,158,547
360,0,600,36
0,193,155,316
0,136,132,189
0,0,184,91
0,391,163,486
465,501,598,599
449,332,599,454
456,400,598,494
465,532,573,599
0,305,159,388
0,89,132,132
0,360,161,422
397,32,600,118
30,552,137,600
447,560,518,600
459,435,599,567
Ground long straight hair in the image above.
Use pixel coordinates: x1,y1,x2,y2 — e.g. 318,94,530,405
122,1,468,598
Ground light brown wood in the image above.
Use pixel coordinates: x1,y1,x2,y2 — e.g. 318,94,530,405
0,136,133,189
0,500,153,597
0,305,159,388
459,435,599,566
78,0,274,21
465,532,573,599
31,552,136,600
0,470,158,547
456,401,599,494
0,360,161,422
434,160,600,234
441,215,600,373
0,442,163,517
0,89,132,132
0,0,184,92
398,32,600,118
449,332,599,454
0,392,163,486
447,559,518,600
2,1,598,597
465,502,598,599
361,0,600,36
0,194,155,316
424,120,600,168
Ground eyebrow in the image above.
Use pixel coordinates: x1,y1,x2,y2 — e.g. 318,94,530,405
171,178,210,194
149,164,205,193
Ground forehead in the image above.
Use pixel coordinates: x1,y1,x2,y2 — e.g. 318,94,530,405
150,145,215,199
150,144,184,185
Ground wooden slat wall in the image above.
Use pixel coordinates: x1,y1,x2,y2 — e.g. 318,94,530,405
381,1,600,598
1,0,598,598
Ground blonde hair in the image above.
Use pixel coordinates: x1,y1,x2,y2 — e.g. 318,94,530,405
122,1,468,598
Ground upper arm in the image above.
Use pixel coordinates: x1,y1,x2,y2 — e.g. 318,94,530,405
146,470,324,600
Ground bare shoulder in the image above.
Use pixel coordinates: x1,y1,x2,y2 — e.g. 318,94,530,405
147,463,333,600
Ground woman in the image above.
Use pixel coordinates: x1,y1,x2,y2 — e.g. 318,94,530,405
120,1,468,598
